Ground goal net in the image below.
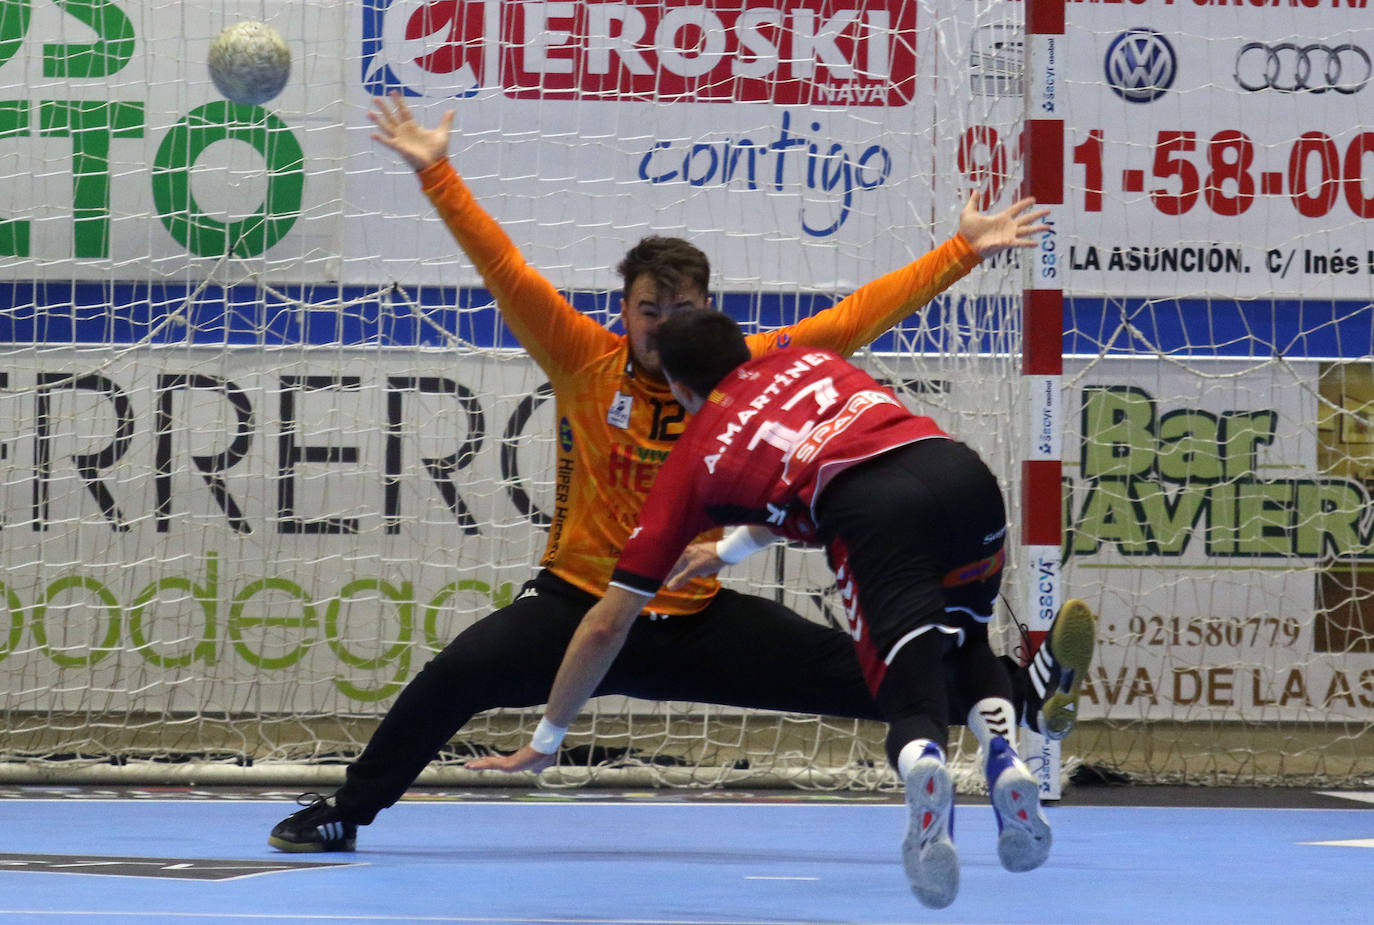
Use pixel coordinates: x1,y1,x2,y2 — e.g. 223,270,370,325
0,0,1368,790
1055,2,1374,785
0,0,1028,789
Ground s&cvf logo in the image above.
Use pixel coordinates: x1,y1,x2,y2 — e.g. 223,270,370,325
364,1,916,105
1104,28,1176,103
363,0,486,98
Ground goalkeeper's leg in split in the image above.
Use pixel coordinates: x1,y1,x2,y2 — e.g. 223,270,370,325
1020,600,1098,740
267,575,1094,854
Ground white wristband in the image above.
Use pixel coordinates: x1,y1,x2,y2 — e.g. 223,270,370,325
530,717,567,755
715,526,771,565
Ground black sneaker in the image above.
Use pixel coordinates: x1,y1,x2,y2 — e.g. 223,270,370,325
1024,599,1098,740
268,793,357,853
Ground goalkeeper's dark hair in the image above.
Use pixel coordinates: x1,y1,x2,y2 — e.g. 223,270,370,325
653,308,752,400
617,236,711,303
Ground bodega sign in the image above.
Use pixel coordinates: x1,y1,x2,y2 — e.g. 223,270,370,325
0,350,557,705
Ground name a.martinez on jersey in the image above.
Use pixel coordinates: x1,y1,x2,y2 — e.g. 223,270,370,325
704,351,834,472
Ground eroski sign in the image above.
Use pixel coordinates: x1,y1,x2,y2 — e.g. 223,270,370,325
362,0,917,105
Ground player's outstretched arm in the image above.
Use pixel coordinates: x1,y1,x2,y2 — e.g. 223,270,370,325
957,193,1050,258
664,526,777,591
750,195,1048,359
664,542,725,591
467,585,651,774
368,90,606,378
368,91,454,172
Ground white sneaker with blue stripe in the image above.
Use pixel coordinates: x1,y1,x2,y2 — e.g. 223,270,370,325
985,735,1051,872
901,742,959,909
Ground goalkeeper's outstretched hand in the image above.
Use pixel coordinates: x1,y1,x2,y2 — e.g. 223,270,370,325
369,91,454,173
958,194,1050,258
467,745,556,774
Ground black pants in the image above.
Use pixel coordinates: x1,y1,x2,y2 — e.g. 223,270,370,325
815,439,1013,761
336,539,1027,822
335,570,883,823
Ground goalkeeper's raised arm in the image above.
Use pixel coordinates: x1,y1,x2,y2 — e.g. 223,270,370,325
957,192,1049,260
367,91,452,172
367,92,611,382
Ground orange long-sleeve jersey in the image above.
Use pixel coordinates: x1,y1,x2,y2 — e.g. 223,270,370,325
419,158,981,615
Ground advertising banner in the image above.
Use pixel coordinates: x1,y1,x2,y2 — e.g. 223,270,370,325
1065,357,1374,723
0,0,1003,292
0,348,556,708
1063,1,1374,299
1,1,1370,731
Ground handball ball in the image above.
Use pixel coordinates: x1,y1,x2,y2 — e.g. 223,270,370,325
207,21,291,106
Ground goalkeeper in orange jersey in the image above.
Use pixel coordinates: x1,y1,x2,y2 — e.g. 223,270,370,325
267,92,1094,854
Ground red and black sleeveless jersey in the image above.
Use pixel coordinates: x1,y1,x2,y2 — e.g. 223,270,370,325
612,348,948,596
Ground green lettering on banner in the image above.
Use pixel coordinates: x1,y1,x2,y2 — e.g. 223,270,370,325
1156,409,1222,483
422,580,516,652
0,0,31,71
1080,386,1156,479
1235,481,1296,556
1131,479,1207,554
1207,481,1239,555
1067,385,1368,561
326,579,413,701
1072,478,1152,555
0,100,28,255
44,0,135,78
152,101,304,258
1294,480,1372,557
128,553,220,669
228,576,316,670
0,581,25,661
1221,411,1277,479
39,100,146,258
31,575,121,668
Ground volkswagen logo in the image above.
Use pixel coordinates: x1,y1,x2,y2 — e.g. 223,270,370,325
1234,42,1372,94
1104,29,1177,103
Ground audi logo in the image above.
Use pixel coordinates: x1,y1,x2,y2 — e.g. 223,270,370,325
1234,42,1372,94
1104,29,1177,103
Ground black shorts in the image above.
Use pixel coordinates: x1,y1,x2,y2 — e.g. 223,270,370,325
814,438,1006,691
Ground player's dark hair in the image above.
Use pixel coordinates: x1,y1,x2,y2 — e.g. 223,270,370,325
653,308,751,399
617,236,711,303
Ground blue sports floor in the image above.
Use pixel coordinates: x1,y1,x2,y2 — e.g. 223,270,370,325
0,788,1371,924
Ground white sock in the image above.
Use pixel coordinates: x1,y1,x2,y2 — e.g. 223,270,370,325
896,738,943,779
966,697,1017,754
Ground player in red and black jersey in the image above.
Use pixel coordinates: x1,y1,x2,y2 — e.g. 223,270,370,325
474,310,1074,908
269,93,1094,864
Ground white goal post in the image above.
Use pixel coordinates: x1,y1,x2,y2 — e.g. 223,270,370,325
0,0,1370,789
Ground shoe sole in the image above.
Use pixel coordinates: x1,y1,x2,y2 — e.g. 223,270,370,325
267,835,355,853
1042,599,1097,739
902,758,959,909
991,763,1051,872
